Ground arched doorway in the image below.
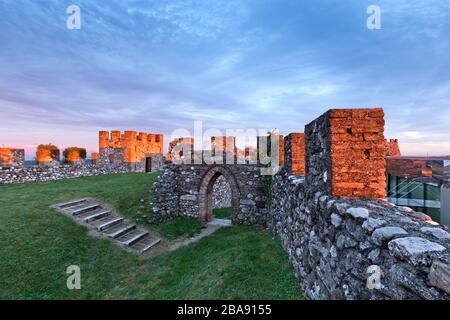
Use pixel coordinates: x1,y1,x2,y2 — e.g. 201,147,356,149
198,166,240,222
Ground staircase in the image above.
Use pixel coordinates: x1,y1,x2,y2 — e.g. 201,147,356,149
53,198,161,254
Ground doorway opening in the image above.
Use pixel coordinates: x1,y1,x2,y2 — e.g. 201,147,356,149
198,166,240,223
212,175,232,219
145,157,152,172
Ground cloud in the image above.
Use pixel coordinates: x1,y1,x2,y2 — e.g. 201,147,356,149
0,0,449,158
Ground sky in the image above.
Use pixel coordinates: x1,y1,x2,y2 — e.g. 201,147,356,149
1,0,450,159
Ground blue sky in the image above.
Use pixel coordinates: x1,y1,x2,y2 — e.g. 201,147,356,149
1,0,450,158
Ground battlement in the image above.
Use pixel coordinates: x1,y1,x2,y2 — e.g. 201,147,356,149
305,108,386,198
284,133,305,175
91,152,99,163
385,138,401,157
168,136,281,165
100,131,163,152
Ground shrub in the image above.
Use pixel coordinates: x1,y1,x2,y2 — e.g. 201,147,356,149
36,144,60,162
63,147,87,163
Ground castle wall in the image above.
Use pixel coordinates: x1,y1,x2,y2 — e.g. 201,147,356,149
305,109,386,199
91,152,98,164
0,163,131,184
152,163,268,225
284,133,305,175
153,107,450,300
386,139,401,157
166,137,195,163
98,131,164,171
269,169,450,300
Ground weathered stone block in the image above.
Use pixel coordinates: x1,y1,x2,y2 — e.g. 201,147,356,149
372,227,408,246
429,260,450,294
346,207,369,220
362,218,386,232
180,194,197,201
388,237,446,265
420,227,450,241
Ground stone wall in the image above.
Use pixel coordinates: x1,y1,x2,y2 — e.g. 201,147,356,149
129,153,163,173
152,164,268,225
166,137,195,163
212,174,232,208
150,164,179,222
0,163,131,184
151,107,450,300
268,169,450,299
98,147,124,166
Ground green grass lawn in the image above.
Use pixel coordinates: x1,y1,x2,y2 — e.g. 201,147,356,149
0,173,303,300
213,207,232,219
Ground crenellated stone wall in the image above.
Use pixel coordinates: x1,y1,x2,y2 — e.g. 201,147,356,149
99,130,163,169
284,133,305,175
268,168,450,300
151,107,450,300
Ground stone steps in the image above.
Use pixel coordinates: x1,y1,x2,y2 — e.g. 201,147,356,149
94,217,124,231
52,198,161,255
118,229,149,246
133,237,161,254
70,204,101,216
83,210,110,223
106,223,136,239
75,208,107,220
56,198,89,209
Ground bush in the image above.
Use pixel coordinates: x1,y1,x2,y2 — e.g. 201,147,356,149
63,147,87,162
36,144,60,161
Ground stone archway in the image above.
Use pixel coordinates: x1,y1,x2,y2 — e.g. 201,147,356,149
198,166,240,222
